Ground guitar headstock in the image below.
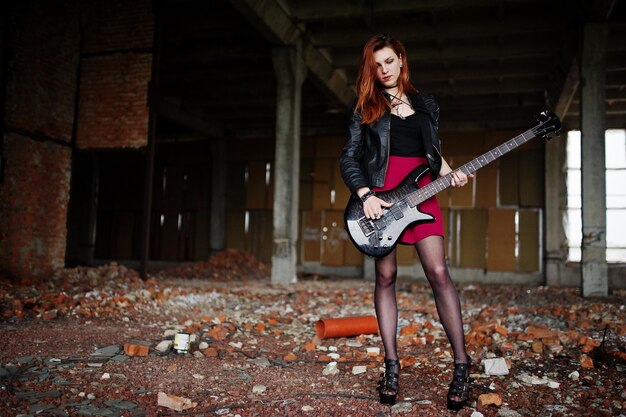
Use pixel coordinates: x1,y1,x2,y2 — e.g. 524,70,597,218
533,111,562,140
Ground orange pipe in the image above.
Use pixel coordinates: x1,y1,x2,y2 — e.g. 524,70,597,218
315,315,379,339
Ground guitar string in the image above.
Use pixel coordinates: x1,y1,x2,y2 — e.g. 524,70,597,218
402,129,535,207
370,126,549,221
364,119,557,229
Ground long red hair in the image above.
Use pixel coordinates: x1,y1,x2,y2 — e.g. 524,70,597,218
355,34,417,124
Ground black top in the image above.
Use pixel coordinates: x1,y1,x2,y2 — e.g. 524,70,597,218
389,111,429,157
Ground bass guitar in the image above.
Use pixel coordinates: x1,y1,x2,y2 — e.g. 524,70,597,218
344,111,561,258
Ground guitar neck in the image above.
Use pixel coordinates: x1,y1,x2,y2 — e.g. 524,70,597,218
408,127,538,206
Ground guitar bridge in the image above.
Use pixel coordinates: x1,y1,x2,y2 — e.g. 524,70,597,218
357,217,376,237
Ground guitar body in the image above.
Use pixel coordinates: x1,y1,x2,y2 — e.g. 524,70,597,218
344,165,435,258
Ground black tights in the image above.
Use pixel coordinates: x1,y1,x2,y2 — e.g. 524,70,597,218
374,236,468,364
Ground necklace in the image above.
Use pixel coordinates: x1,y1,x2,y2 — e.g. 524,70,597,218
391,96,404,119
385,91,412,120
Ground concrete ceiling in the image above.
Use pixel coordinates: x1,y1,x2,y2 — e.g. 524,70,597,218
156,0,626,140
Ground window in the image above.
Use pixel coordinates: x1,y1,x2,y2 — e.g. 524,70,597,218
566,129,626,262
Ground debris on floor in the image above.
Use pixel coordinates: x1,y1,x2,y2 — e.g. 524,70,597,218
1,250,625,416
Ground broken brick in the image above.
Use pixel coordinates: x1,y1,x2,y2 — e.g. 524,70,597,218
495,325,509,336
478,393,503,407
157,392,197,411
525,324,558,339
400,356,416,368
399,323,422,336
579,354,594,369
123,343,149,357
42,309,57,320
202,348,218,357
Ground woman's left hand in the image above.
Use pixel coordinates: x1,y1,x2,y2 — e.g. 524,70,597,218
450,170,474,188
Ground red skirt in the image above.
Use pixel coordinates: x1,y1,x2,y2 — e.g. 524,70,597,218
373,156,444,245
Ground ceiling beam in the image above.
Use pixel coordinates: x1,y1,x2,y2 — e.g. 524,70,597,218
563,114,626,130
331,41,559,67
286,0,534,21
436,93,545,109
229,0,355,109
549,1,621,121
418,76,548,96
567,101,626,116
164,57,550,87
160,44,271,67
330,30,626,68
552,58,579,121
395,61,548,85
309,15,567,48
582,0,617,20
156,99,224,138
159,67,275,90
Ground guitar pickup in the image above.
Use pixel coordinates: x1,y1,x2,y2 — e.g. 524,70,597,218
358,217,376,237
391,203,404,220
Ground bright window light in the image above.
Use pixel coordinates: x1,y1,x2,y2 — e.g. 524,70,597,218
566,129,626,262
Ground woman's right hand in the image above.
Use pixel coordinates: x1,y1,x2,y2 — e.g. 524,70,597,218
357,188,393,219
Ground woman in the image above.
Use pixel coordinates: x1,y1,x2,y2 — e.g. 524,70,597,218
340,34,473,410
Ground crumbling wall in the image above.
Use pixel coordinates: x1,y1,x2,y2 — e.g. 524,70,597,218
0,0,79,279
0,0,154,279
76,0,153,149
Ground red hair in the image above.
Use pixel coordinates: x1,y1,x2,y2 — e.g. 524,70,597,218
355,34,417,124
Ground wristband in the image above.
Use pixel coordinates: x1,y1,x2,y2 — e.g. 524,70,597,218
359,190,376,203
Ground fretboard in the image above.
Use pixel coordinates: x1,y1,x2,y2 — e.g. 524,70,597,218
407,127,538,207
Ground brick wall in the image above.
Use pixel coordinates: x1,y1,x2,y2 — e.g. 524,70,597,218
0,134,72,279
76,0,153,149
82,0,153,53
76,53,152,149
0,0,80,280
4,0,80,141
0,0,154,279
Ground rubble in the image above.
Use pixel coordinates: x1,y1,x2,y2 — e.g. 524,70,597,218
156,249,271,281
155,340,173,352
483,357,509,375
157,391,197,411
478,392,503,407
123,342,150,356
322,361,339,376
352,365,367,375
252,385,267,394
0,255,625,416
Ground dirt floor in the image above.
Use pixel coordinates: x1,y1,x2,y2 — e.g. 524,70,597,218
1,250,625,417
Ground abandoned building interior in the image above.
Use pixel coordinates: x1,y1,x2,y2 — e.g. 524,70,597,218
0,0,624,295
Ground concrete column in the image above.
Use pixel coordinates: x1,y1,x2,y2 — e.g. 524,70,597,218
210,137,227,252
271,44,306,284
544,138,567,286
580,22,608,297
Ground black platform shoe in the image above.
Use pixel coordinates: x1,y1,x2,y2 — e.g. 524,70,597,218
377,359,400,405
447,360,472,411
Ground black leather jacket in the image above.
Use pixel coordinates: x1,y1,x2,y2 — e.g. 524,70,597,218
340,92,443,196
